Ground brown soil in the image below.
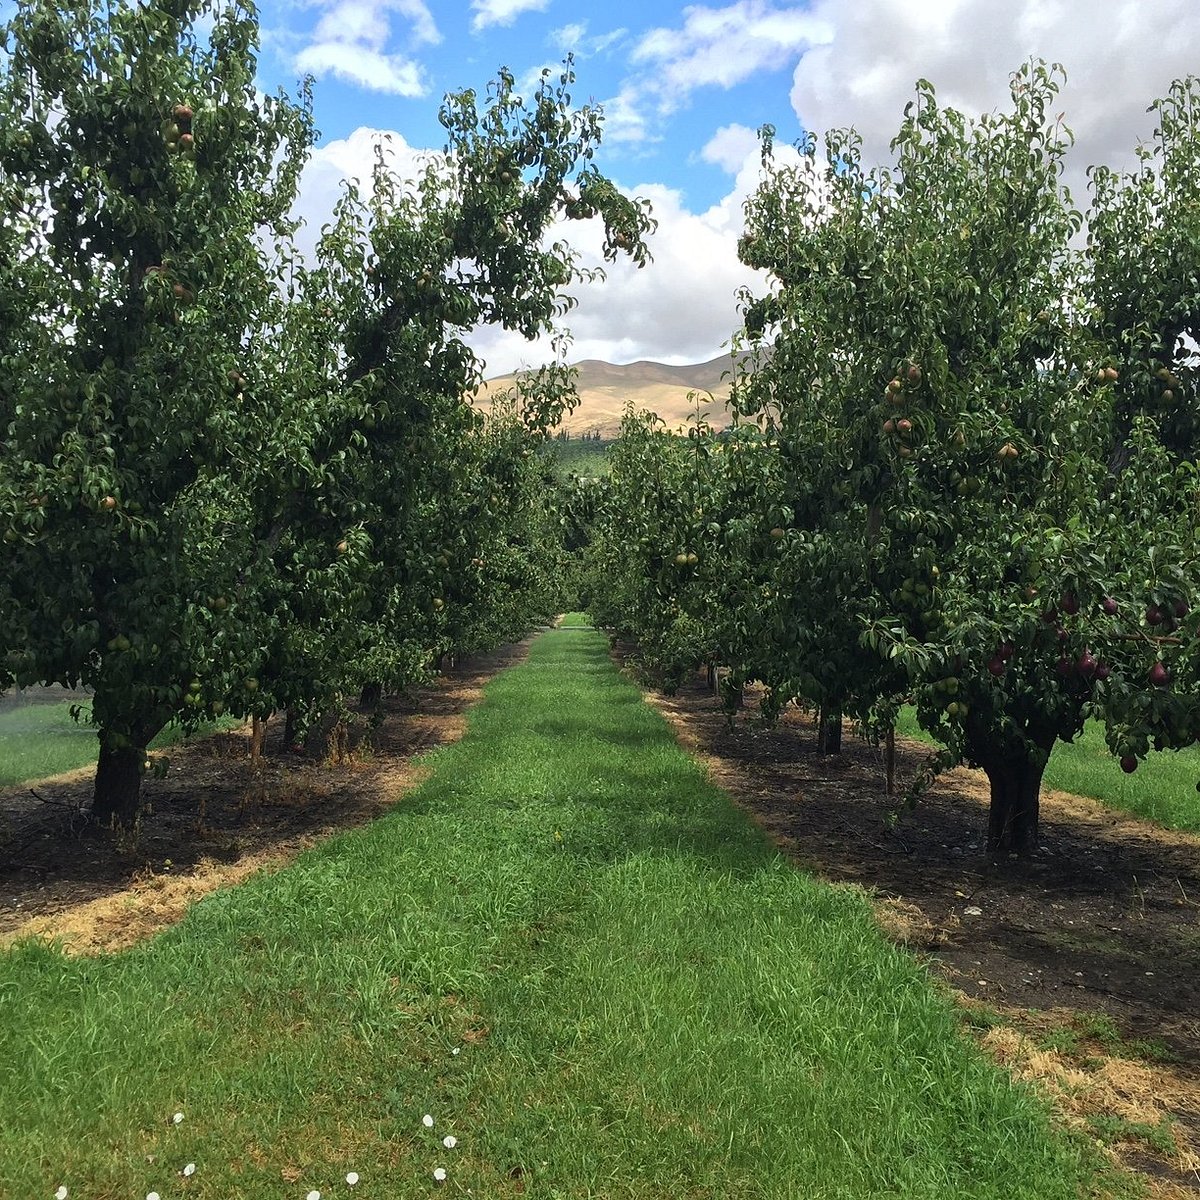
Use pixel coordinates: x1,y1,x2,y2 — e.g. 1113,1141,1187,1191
630,654,1200,1198
0,640,531,953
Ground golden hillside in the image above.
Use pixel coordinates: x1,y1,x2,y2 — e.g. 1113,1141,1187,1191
474,354,736,437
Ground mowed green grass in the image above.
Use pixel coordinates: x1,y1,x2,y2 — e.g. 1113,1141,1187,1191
0,698,242,788
0,626,1115,1199
895,707,1200,832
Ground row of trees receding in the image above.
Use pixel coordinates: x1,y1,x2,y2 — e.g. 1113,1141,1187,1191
0,0,653,826
585,64,1200,856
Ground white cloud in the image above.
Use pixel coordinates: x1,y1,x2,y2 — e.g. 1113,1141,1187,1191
474,143,808,376
295,43,427,94
293,0,439,95
550,21,588,52
550,20,628,57
470,0,550,35
633,1,832,108
700,123,760,173
789,0,1200,204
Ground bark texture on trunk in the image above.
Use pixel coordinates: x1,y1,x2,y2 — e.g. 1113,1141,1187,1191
359,681,383,711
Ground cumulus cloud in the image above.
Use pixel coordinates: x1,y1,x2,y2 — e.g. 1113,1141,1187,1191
473,141,809,376
789,0,1200,203
470,0,550,35
292,0,439,95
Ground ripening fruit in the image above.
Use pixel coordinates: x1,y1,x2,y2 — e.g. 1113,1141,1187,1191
1059,591,1079,616
906,363,922,383
674,552,688,566
769,527,785,540
886,378,902,394
101,495,117,510
336,540,349,554
1174,599,1189,619
1120,755,1138,774
432,597,445,611
1104,366,1119,382
1101,597,1118,615
686,552,698,566
1148,661,1170,688
1146,604,1166,626
882,418,896,434
244,677,259,692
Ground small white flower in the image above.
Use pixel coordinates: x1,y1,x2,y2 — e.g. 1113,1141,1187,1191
172,1111,184,1125
433,1166,447,1182
345,1171,360,1186
451,1047,460,1056
422,1113,434,1128
442,1135,457,1149
182,1161,196,1176
55,1188,68,1200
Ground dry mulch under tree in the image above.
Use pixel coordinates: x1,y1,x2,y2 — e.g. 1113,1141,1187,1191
628,650,1200,1198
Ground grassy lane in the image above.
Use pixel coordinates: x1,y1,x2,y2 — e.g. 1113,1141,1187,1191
1,628,1112,1199
895,706,1200,832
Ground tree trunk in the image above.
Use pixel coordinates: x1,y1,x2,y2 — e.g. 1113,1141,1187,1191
359,681,383,711
284,707,300,747
92,739,145,827
817,707,842,754
982,752,1046,857
706,661,718,693
304,707,347,762
885,726,896,796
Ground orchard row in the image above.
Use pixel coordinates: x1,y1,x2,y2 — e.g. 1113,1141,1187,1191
585,64,1200,856
0,0,652,824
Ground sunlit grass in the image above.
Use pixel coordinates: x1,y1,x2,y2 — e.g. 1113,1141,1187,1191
0,699,243,788
0,631,1118,1198
557,610,593,627
895,707,1200,832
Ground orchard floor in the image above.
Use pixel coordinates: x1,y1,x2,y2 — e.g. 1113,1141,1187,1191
0,639,533,952
627,650,1200,1196
3,633,1200,1194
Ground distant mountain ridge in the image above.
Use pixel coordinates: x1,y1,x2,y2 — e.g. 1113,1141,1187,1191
473,353,736,436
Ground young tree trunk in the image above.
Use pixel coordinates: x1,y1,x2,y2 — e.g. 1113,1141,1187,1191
817,707,842,754
91,717,164,827
284,707,300,747
92,740,144,827
359,681,383,711
982,752,1047,857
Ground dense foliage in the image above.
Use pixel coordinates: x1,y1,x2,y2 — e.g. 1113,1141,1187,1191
589,65,1200,855
0,0,651,826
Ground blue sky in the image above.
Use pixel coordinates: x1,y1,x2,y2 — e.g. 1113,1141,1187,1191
258,2,814,212
196,2,1200,372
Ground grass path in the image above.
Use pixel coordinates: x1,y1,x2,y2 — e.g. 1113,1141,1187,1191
0,628,1112,1199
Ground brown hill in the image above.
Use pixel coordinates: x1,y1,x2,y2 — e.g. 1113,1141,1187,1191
474,353,736,437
